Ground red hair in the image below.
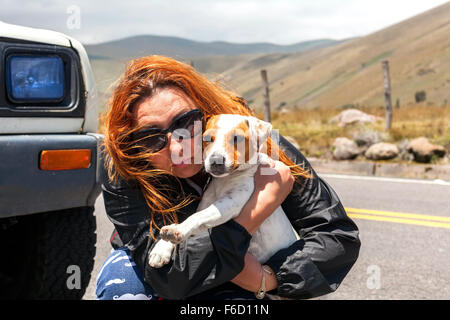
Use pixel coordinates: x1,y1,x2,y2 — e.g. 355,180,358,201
102,55,310,237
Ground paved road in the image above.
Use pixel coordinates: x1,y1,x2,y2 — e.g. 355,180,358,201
83,194,112,300
83,173,450,300
316,174,450,300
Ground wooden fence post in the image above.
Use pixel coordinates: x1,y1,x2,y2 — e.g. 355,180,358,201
382,60,393,130
260,69,271,123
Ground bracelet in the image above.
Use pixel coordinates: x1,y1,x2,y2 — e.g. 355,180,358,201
255,265,273,299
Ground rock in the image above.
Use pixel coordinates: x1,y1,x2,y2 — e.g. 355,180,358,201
279,107,290,114
398,139,415,161
406,137,446,163
364,142,399,160
415,91,427,103
276,102,287,110
332,137,361,160
329,109,377,127
353,129,383,147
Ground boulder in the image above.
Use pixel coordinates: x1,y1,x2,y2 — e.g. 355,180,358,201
279,107,290,115
398,139,415,161
352,129,383,147
406,137,446,163
332,137,361,160
364,142,399,160
329,109,377,127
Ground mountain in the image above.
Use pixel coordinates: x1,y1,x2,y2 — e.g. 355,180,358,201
86,35,348,110
88,3,450,114
85,35,345,61
221,2,450,111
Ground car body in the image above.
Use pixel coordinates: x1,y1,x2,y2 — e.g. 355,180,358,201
0,22,102,299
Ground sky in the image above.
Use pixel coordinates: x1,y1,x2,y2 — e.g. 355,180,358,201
1,0,449,45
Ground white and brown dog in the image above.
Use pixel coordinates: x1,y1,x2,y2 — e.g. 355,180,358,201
148,114,299,268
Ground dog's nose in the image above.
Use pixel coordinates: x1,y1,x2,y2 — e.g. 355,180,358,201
209,154,226,175
210,154,225,165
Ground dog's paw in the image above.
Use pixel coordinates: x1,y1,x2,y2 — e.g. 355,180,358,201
148,252,170,268
160,224,187,244
148,240,174,268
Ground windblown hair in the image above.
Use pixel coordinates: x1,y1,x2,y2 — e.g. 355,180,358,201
103,55,310,237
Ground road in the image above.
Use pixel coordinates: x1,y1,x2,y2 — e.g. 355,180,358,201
83,173,450,300
315,174,450,300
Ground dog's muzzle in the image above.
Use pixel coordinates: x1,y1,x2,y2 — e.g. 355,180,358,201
206,154,228,176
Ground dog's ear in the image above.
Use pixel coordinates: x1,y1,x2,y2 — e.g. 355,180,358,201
247,117,272,151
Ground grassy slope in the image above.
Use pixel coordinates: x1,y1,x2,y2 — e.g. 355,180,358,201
87,35,344,112
222,2,450,111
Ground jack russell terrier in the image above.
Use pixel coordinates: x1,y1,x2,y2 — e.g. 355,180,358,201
148,114,300,268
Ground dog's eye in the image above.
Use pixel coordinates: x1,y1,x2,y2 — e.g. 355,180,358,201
203,134,215,143
232,135,244,144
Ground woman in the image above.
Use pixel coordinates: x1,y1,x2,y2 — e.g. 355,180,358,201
96,55,360,300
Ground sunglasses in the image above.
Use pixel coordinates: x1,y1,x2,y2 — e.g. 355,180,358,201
131,109,204,153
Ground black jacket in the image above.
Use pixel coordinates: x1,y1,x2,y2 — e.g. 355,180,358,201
102,135,361,299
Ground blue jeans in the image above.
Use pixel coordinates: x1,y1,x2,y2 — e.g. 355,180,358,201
96,247,263,300
96,247,159,300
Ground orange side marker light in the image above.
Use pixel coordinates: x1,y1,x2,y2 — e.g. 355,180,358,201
40,149,92,171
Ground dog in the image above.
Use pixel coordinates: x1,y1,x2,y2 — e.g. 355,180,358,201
148,114,299,268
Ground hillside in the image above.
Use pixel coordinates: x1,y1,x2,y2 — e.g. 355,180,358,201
221,2,450,111
85,35,342,60
86,36,346,110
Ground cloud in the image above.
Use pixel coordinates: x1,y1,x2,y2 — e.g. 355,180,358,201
0,0,448,44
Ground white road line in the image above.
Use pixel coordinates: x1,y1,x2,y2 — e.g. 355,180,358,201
319,173,450,186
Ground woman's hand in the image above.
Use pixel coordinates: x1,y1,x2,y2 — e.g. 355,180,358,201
254,157,295,204
231,253,277,293
234,159,295,235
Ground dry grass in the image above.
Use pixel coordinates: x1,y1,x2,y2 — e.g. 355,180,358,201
258,104,450,161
